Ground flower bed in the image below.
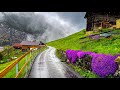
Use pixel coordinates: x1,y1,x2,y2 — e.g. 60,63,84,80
89,34,100,40
91,54,118,77
66,49,120,78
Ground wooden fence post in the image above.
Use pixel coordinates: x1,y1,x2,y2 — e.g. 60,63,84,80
16,63,18,76
26,54,28,73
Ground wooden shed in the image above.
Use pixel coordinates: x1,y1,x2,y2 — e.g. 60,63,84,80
12,43,22,49
84,12,120,31
20,41,40,51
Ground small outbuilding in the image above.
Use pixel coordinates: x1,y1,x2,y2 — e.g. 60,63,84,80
12,43,22,49
20,41,40,50
13,41,46,51
84,12,120,31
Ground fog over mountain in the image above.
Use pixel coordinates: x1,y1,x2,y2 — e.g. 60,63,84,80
0,12,86,43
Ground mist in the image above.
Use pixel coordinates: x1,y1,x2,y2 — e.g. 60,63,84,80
0,12,86,43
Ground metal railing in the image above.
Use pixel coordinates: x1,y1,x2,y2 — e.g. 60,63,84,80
0,48,42,78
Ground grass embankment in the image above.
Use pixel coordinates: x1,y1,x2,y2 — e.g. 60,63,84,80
0,46,48,78
69,64,98,78
47,29,120,78
55,49,98,78
0,46,26,64
48,29,120,55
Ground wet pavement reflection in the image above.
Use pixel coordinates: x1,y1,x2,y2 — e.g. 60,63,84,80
28,46,82,78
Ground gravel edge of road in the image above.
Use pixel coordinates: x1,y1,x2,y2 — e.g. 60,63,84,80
25,54,39,78
53,47,83,78
61,62,83,78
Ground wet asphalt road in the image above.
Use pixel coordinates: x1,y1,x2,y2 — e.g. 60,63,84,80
28,46,82,78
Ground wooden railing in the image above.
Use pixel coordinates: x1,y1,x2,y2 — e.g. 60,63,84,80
0,48,42,78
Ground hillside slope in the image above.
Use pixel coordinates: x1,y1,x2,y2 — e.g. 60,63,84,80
47,29,120,55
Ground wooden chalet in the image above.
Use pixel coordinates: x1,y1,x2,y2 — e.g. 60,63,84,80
12,43,22,49
20,41,41,50
84,12,120,31
12,41,46,51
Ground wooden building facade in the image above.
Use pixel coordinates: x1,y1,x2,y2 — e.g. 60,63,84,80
20,41,40,50
84,12,120,31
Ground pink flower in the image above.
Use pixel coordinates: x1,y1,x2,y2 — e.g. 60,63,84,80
67,59,71,64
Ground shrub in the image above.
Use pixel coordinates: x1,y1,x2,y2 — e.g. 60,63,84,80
91,54,118,78
66,50,81,63
66,50,72,61
0,53,3,60
56,49,67,62
77,51,94,59
81,54,92,71
75,54,92,71
66,49,119,78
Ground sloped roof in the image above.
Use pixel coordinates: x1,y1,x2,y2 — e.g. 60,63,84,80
20,41,39,46
13,43,22,47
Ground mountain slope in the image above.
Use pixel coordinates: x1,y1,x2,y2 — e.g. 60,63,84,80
47,29,120,55
48,29,86,50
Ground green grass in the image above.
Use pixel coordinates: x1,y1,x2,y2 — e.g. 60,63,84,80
55,49,66,62
0,46,48,78
0,60,15,71
48,29,120,55
0,47,26,63
55,49,98,78
47,29,120,78
48,29,86,50
1,50,36,78
69,64,98,78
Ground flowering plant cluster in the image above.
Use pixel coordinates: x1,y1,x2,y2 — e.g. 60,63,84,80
91,54,118,77
91,35,100,39
66,49,119,78
66,50,81,63
88,34,100,40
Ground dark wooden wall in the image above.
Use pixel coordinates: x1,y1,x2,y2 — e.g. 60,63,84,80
85,12,120,31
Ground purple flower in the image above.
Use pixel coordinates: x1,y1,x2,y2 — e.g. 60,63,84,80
77,52,85,58
89,52,96,57
92,35,100,39
66,49,119,78
77,51,94,59
71,50,78,63
66,50,72,61
91,54,118,78
66,50,80,63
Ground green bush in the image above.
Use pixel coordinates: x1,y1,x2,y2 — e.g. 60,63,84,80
75,54,92,71
56,49,67,62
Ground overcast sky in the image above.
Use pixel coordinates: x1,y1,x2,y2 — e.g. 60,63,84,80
0,12,86,42
57,12,86,29
0,12,86,30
